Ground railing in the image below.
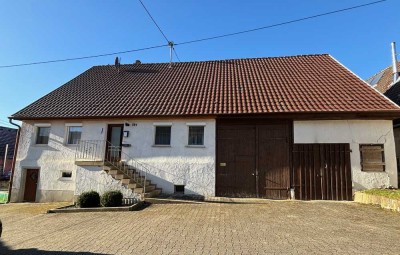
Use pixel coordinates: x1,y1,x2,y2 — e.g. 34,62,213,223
75,140,106,161
75,140,149,199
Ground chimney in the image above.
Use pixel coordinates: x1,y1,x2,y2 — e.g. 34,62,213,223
391,42,399,83
115,57,121,73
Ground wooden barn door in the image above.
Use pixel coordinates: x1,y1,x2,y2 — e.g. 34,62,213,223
216,125,257,197
258,124,291,199
292,144,352,200
216,121,291,199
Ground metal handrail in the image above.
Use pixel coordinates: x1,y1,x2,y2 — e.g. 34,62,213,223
75,140,149,199
75,140,106,161
103,140,148,198
75,139,213,198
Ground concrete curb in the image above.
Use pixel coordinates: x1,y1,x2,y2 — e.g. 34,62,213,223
354,192,400,212
47,201,144,213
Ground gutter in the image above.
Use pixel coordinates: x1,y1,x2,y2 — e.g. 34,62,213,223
7,118,21,203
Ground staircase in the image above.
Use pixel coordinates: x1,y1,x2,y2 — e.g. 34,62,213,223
75,140,162,199
103,161,161,198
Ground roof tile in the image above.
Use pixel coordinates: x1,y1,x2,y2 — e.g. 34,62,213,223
11,54,400,119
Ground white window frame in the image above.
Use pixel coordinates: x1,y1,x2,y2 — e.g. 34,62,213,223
65,123,82,145
34,123,51,145
186,122,206,148
153,123,172,147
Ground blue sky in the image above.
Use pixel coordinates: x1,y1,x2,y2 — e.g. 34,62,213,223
0,0,398,126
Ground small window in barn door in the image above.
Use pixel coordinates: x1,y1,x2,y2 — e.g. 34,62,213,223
360,144,385,172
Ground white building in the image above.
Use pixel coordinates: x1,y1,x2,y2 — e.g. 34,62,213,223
9,55,400,202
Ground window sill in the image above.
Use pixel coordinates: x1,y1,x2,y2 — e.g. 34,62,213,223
185,145,206,148
58,178,73,182
361,171,386,173
65,144,78,147
152,145,171,147
33,144,49,147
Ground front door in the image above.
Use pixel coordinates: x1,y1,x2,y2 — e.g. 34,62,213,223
105,124,124,162
24,169,39,202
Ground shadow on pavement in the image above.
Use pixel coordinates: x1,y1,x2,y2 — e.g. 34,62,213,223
0,240,109,255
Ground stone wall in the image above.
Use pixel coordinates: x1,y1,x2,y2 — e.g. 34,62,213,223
354,191,400,212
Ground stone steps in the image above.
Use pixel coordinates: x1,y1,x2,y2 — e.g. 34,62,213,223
103,162,161,199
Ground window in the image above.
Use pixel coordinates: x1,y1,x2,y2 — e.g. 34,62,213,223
360,144,385,172
36,127,50,144
174,185,185,194
67,126,82,145
155,126,171,145
188,126,204,145
61,171,72,178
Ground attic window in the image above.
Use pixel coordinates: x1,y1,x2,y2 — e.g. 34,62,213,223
360,144,385,172
367,71,384,86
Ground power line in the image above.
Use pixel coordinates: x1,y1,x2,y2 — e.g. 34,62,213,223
137,0,181,62
175,0,387,46
0,44,168,68
138,0,169,42
0,120,15,128
0,0,386,69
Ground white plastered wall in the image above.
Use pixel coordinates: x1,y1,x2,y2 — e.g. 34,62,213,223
120,119,216,196
294,120,398,190
12,121,140,202
11,118,216,202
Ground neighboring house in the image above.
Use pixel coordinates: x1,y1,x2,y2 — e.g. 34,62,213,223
366,62,400,93
384,80,400,186
0,126,17,179
8,54,400,203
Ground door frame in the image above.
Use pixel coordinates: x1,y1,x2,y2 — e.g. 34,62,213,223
105,124,124,162
215,118,293,198
23,168,40,202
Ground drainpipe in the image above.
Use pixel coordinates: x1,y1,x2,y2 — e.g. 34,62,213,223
7,118,21,203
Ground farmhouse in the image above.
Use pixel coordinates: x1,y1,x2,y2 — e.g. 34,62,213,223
9,54,400,202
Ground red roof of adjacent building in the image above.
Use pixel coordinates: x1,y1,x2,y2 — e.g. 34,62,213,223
0,126,17,159
11,54,400,120
366,62,400,93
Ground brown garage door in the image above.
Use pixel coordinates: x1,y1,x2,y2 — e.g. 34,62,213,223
216,122,291,199
293,144,352,200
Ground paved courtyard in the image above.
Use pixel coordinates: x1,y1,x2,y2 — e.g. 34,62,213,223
0,200,399,254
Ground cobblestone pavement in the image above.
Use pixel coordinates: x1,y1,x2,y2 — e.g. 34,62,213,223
0,200,399,254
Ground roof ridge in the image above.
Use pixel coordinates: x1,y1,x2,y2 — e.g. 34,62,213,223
93,53,330,67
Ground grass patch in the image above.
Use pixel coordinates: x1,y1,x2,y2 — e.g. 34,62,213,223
362,189,400,200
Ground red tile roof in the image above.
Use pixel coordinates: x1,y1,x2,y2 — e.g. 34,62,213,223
11,54,400,120
366,62,400,93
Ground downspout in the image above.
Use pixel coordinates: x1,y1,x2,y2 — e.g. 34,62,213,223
7,118,21,203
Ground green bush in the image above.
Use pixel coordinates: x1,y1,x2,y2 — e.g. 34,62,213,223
77,191,100,208
101,190,123,207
